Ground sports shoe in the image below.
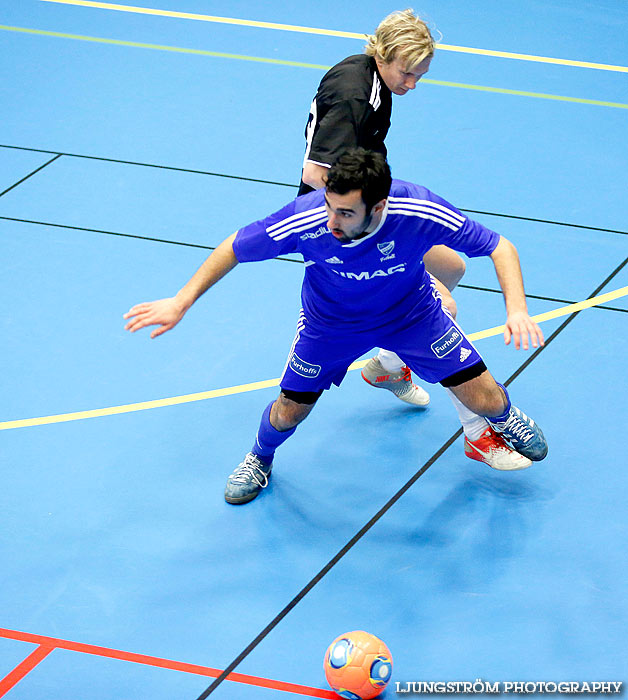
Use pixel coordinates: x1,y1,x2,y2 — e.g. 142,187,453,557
486,406,548,461
224,452,273,504
361,357,430,407
465,427,532,471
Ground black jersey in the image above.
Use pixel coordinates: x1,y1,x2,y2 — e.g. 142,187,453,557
300,55,392,192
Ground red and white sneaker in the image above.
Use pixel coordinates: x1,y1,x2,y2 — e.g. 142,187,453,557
464,427,532,471
361,357,430,407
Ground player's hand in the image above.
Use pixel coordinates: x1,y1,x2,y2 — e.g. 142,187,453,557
123,297,187,339
504,310,545,350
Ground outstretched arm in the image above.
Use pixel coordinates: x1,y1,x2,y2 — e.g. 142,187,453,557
490,236,544,350
124,233,238,338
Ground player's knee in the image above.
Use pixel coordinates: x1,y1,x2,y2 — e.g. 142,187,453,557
439,288,458,319
424,247,466,291
442,256,466,291
444,365,506,417
272,390,320,429
451,256,466,287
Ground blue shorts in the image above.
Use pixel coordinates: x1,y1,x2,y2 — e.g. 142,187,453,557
280,287,485,394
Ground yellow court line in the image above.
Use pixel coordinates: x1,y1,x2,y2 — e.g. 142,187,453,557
2,26,627,110
1,286,626,432
39,0,628,74
469,285,628,341
0,25,332,69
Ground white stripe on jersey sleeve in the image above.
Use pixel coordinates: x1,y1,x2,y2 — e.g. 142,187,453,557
269,213,328,241
388,196,466,225
267,206,327,240
387,206,463,231
267,205,326,233
303,159,332,169
270,215,329,241
387,205,464,230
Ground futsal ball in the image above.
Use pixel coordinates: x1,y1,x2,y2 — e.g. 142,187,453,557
323,630,393,700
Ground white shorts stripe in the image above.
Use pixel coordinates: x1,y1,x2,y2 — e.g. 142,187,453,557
281,310,307,381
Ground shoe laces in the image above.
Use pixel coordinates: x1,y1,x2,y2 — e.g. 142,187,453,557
502,410,534,444
231,454,270,487
393,366,418,397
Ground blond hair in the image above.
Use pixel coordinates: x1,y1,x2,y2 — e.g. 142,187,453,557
365,9,436,67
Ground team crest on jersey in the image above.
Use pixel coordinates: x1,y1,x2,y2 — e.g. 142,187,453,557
300,226,329,240
377,240,396,261
431,326,464,358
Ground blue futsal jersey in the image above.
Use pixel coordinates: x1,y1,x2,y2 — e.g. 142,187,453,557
232,180,500,333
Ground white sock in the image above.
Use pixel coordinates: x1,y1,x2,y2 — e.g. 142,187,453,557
445,388,489,441
377,348,405,373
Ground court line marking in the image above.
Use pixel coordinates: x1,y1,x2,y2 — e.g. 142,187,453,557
195,254,628,698
0,285,626,432
0,154,62,198
2,26,627,110
0,645,55,698
1,213,626,313
0,25,331,69
2,213,627,314
3,142,628,236
0,211,628,314
0,627,336,698
39,0,628,73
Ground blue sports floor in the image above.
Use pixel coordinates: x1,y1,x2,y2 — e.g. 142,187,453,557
1,1,627,698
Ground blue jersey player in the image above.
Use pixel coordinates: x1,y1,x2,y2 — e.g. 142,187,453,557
124,149,548,504
295,9,530,472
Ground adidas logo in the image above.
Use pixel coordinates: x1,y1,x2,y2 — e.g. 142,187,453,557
460,347,472,362
325,256,343,264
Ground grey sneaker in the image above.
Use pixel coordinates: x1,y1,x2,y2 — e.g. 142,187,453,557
486,406,548,461
224,452,273,504
361,357,430,407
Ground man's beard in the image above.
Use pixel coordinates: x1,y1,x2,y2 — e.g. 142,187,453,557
333,213,373,243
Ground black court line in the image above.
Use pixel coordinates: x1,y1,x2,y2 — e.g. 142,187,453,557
1,144,624,693
457,282,628,314
460,208,628,236
0,153,62,198
502,254,628,385
1,143,627,237
195,432,465,700
1,215,626,314
0,143,294,189
0,215,303,265
195,253,628,698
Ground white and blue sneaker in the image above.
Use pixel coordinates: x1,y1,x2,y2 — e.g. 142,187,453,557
224,452,273,504
487,406,548,461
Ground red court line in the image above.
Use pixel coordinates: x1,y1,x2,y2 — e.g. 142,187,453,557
0,628,336,698
0,644,55,698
